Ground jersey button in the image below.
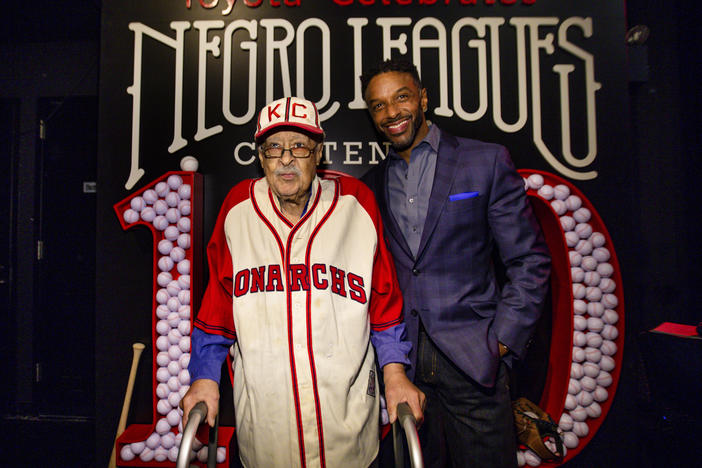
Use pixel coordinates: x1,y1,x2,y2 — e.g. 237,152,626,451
412,268,420,276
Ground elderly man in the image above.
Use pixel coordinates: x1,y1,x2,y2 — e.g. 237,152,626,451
181,97,424,468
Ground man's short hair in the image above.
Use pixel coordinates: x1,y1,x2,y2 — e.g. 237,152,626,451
359,59,423,100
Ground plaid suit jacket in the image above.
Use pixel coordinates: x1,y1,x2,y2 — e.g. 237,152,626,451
363,130,551,387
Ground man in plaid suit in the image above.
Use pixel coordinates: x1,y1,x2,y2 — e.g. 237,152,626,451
361,60,551,467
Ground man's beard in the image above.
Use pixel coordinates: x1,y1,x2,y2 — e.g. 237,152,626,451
384,112,423,152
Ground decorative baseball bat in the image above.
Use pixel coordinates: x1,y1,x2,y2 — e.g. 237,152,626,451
108,342,146,468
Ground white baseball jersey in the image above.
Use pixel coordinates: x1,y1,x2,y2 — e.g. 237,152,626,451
195,174,403,468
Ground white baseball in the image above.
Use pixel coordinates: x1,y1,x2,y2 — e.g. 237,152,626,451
572,283,586,300
599,278,616,293
158,256,174,273
167,408,181,427
580,376,597,392
157,399,171,415
179,385,189,399
156,320,170,336
569,251,582,267
180,156,199,172
585,286,602,302
168,360,180,376
572,346,586,362
197,447,209,463
156,383,170,399
217,447,226,463
565,195,582,212
179,199,192,216
571,267,585,283
143,189,158,204
156,288,169,305
166,207,181,224
559,413,574,431
140,447,155,462
166,192,180,208
573,422,589,438
153,215,169,231
560,215,576,232
590,232,606,247
593,386,608,402
167,297,181,312
587,302,604,318
179,353,190,370
574,315,587,331
120,445,136,461
601,294,618,309
585,401,602,419
156,335,170,352
527,173,544,190
178,305,191,320
581,256,598,271
168,447,180,463
178,320,191,336
597,262,614,277
178,184,192,200
569,378,582,395
599,355,615,372
575,240,594,256
146,433,161,449
575,395,592,413
565,231,580,247
524,449,542,467
573,330,587,347
130,441,146,455
538,184,554,200
571,363,584,379
158,240,173,256
600,340,617,356
592,247,610,263
177,259,191,275
575,223,593,239
167,174,183,190
597,371,613,387
140,207,156,222
583,361,600,378
157,304,170,319
167,376,180,392
170,246,186,263
601,324,619,341
161,431,176,449
178,274,191,289
573,207,591,223
550,199,567,215
156,367,171,383
584,271,601,286
573,299,587,315
177,233,191,250
177,289,190,305
156,417,172,434
179,336,191,353
177,217,191,233
168,329,182,345
563,432,579,449
178,369,190,385
603,309,619,325
123,209,140,224
565,394,577,410
585,347,602,363
168,344,183,361
585,332,603,348
554,184,570,200
153,199,168,215
155,181,169,197
167,280,181,296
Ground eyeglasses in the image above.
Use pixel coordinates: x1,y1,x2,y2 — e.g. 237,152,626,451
260,143,318,159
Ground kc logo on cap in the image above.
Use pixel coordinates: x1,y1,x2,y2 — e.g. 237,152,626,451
254,97,324,140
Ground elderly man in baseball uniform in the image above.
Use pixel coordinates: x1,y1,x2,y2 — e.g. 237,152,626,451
181,96,425,468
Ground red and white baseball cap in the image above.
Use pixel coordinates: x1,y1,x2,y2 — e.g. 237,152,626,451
254,97,324,141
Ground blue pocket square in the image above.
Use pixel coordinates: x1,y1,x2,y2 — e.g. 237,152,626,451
449,191,479,201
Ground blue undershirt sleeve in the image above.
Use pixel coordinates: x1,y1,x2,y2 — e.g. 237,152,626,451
188,327,236,384
371,322,412,369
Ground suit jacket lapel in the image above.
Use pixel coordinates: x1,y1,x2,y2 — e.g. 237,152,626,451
416,131,460,262
377,159,413,259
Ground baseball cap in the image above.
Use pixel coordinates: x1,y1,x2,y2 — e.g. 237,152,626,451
254,97,324,141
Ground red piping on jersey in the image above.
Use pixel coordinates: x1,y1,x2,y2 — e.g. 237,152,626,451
250,180,308,466
301,178,340,468
269,189,294,228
